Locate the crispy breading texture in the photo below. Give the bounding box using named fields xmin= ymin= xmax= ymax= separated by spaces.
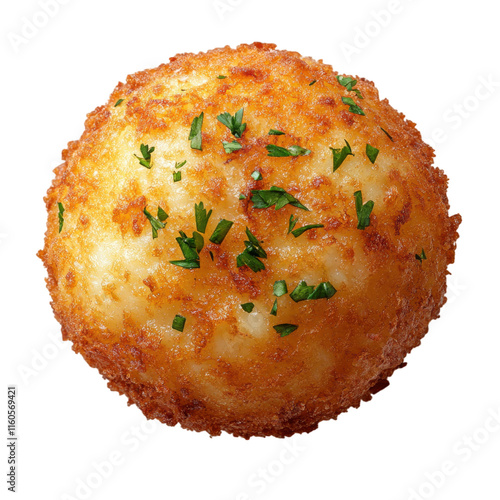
xmin=39 ymin=42 xmax=461 ymax=438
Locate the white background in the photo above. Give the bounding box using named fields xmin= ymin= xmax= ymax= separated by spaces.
xmin=1 ymin=1 xmax=499 ymax=499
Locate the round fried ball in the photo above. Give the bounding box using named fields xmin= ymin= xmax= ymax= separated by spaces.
xmin=39 ymin=43 xmax=461 ymax=438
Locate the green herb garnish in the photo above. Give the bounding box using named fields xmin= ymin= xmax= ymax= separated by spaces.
xmin=341 ymin=97 xmax=365 ymax=116
xmin=307 ymin=282 xmax=337 ymax=300
xmin=274 ymin=324 xmax=298 ymax=337
xmin=58 ymin=202 xmax=65 ymax=233
xmin=169 ymin=260 xmax=200 ymax=269
xmin=170 ymin=230 xmax=202 ymax=268
xmin=143 ymin=206 xmax=167 ymax=239
xmin=241 ymin=303 xmax=255 ymax=313
xmin=268 ymin=129 xmax=285 ymax=136
xmin=416 ymin=248 xmax=427 ymax=263
xmin=270 ymin=299 xmax=278 ymax=316
xmin=290 ymin=281 xmax=315 ymax=302
xmin=223 ymin=140 xmax=242 ymax=153
xmin=157 ymin=206 xmax=169 ymax=222
xmin=251 ymin=171 xmax=263 ymax=181
xmin=309 ymin=80 xmax=317 ymax=86
xmin=266 ymin=145 xmax=311 ymax=157
xmin=239 ymin=193 xmax=246 ymax=200
xmin=380 ymin=127 xmax=394 ymax=142
xmin=175 ymin=160 xmax=187 ymax=169
xmin=366 ymin=144 xmax=379 ymax=164
xmin=195 ymin=202 xmax=212 ymax=234
xmin=217 ymin=75 xmax=227 ymax=79
xmin=217 ymin=108 xmax=246 ymax=138
xmin=290 ymin=280 xmax=337 ymax=302
xmin=251 ymin=186 xmax=309 ymax=211
xmin=134 ymin=144 xmax=155 ymax=169
xmin=182 ymin=231 xmax=205 ymax=254
xmin=273 ymin=280 xmax=288 ymax=297
xmin=173 ymin=171 xmax=182 ymax=182
xmin=354 ymin=191 xmax=374 ymax=230
xmin=189 ymin=112 xmax=204 ymax=150
xmin=114 ymin=98 xmax=124 ymax=107
xmin=291 ymin=224 xmax=324 ymax=238
xmin=209 ymin=219 xmax=234 ymax=244
xmin=288 ymin=214 xmax=299 ymax=234
xmin=337 ymin=75 xmax=363 ymax=99
xmin=236 ymin=251 xmax=265 ymax=272
xmin=243 ymin=227 xmax=267 ymax=258
xmin=172 ymin=315 xmax=186 ymax=332
xmin=193 ymin=231 xmax=204 ymax=252
xmin=330 ymin=140 xmax=354 ymax=172
xmin=236 ymin=227 xmax=267 ymax=272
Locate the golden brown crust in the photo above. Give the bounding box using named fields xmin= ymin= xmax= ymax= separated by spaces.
xmin=39 ymin=42 xmax=461 ymax=438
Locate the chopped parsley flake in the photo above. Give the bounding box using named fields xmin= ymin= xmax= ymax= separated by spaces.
xmin=223 ymin=140 xmax=242 ymax=153
xmin=268 ymin=129 xmax=285 ymax=136
xmin=189 ymin=112 xmax=204 ymax=150
xmin=380 ymin=127 xmax=394 ymax=142
xmin=288 ymin=214 xmax=299 ymax=234
xmin=273 ymin=280 xmax=288 ymax=297
xmin=337 ymin=75 xmax=363 ymax=99
xmin=354 ymin=191 xmax=374 ymax=230
xmin=251 ymin=186 xmax=309 ymax=211
xmin=143 ymin=206 xmax=167 ymax=239
xmin=290 ymin=281 xmax=315 ymax=302
xmin=251 ymin=170 xmax=263 ymax=181
xmin=209 ymin=219 xmax=234 ymax=244
xmin=175 ymin=160 xmax=187 ymax=169
xmin=236 ymin=227 xmax=267 ymax=273
xmin=169 ymin=260 xmax=200 ymax=269
xmin=172 ymin=315 xmax=186 ymax=332
xmin=217 ymin=108 xmax=247 ymax=138
xmin=239 ymin=193 xmax=246 ymax=200
xmin=241 ymin=302 xmax=255 ymax=313
xmin=291 ymin=224 xmax=324 ymax=238
xmin=266 ymin=144 xmax=311 ymax=157
xmin=416 ymin=248 xmax=427 ymax=263
xmin=243 ymin=227 xmax=267 ymax=258
xmin=195 ymin=202 xmax=213 ymax=234
xmin=270 ymin=298 xmax=278 ymax=316
xmin=309 ymin=80 xmax=317 ymax=86
xmin=341 ymin=96 xmax=365 ymax=116
xmin=170 ymin=230 xmax=202 ymax=269
xmin=157 ymin=206 xmax=169 ymax=222
xmin=217 ymin=75 xmax=227 ymax=79
xmin=330 ymin=140 xmax=354 ymax=172
xmin=290 ymin=280 xmax=337 ymax=302
xmin=308 ymin=282 xmax=337 ymax=300
xmin=134 ymin=144 xmax=155 ymax=169
xmin=173 ymin=171 xmax=182 ymax=182
xmin=58 ymin=202 xmax=65 ymax=233
xmin=366 ymin=144 xmax=379 ymax=164
xmin=114 ymin=98 xmax=124 ymax=107
xmin=193 ymin=231 xmax=204 ymax=253
xmin=274 ymin=324 xmax=298 ymax=337
xmin=236 ymin=251 xmax=265 ymax=272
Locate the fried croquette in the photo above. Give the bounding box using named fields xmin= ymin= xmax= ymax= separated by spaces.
xmin=39 ymin=42 xmax=461 ymax=438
